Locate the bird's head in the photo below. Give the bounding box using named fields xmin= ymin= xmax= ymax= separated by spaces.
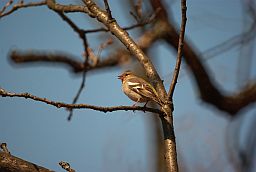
xmin=118 ymin=70 xmax=133 ymax=82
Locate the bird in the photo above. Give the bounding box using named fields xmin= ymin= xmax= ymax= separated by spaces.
xmin=118 ymin=70 xmax=164 ymax=107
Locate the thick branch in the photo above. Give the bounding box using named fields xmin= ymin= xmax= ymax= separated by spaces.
xmin=0 ymin=152 xmax=53 ymax=172
xmin=0 ymin=88 xmax=163 ymax=115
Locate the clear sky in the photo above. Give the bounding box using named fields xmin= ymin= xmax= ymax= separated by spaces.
xmin=0 ymin=0 xmax=255 ymax=172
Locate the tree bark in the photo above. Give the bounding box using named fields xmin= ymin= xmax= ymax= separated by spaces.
xmin=0 ymin=152 xmax=54 ymax=172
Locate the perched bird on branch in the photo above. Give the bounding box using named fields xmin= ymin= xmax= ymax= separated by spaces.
xmin=118 ymin=70 xmax=164 ymax=108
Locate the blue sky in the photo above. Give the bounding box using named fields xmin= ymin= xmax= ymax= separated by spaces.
xmin=0 ymin=0 xmax=256 ymax=172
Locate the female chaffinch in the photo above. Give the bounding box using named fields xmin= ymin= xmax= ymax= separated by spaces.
xmin=118 ymin=70 xmax=163 ymax=107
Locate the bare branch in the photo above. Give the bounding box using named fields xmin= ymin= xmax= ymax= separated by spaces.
xmin=0 ymin=0 xmax=47 ymax=18
xmin=134 ymin=0 xmax=143 ymax=19
xmin=10 ymin=51 xmax=85 ymax=73
xmin=9 ymin=49 xmax=133 ymax=73
xmin=82 ymin=17 xmax=156 ymax=34
xmin=97 ymin=38 xmax=113 ymax=58
xmin=0 ymin=152 xmax=53 ymax=172
xmin=0 ymin=88 xmax=163 ymax=115
xmin=46 ymin=0 xmax=94 ymax=16
xmin=55 ymin=12 xmax=89 ymax=59
xmin=68 ymin=70 xmax=87 ymax=120
xmin=129 ymin=0 xmax=143 ymax=22
xmin=167 ymin=0 xmax=187 ymax=100
xmin=103 ymin=0 xmax=113 ymax=19
xmin=54 ymin=11 xmax=90 ymax=120
xmin=0 ymin=0 xmax=14 ymax=15
xmin=8 ymin=16 xmax=161 ymax=73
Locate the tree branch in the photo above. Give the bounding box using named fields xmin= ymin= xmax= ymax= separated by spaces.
xmin=167 ymin=0 xmax=187 ymax=101
xmin=68 ymin=69 xmax=87 ymax=120
xmin=53 ymin=11 xmax=90 ymax=120
xmin=83 ymin=18 xmax=156 ymax=34
xmin=0 ymin=151 xmax=53 ymax=172
xmin=46 ymin=0 xmax=94 ymax=16
xmin=0 ymin=88 xmax=163 ymax=115
xmin=103 ymin=0 xmax=113 ymax=20
xmin=10 ymin=51 xmax=85 ymax=73
xmin=9 ymin=50 xmax=132 ymax=73
xmin=0 ymin=0 xmax=47 ymax=18
xmin=8 ymin=21 xmax=160 ymax=73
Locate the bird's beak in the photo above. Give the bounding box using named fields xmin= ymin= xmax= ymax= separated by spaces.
xmin=118 ymin=74 xmax=123 ymax=80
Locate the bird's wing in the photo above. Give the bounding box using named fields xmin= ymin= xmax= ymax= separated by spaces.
xmin=127 ymin=77 xmax=161 ymax=104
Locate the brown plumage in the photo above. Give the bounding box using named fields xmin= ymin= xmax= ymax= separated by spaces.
xmin=118 ymin=71 xmax=163 ymax=106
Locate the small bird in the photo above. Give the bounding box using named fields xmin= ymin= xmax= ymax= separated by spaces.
xmin=118 ymin=70 xmax=163 ymax=107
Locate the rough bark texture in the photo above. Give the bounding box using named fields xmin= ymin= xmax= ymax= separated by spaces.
xmin=0 ymin=152 xmax=54 ymax=172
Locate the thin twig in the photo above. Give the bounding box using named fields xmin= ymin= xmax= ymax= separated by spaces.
xmin=0 ymin=0 xmax=46 ymax=18
xmin=97 ymin=38 xmax=113 ymax=58
xmin=56 ymin=12 xmax=88 ymax=56
xmin=134 ymin=0 xmax=143 ymax=19
xmin=0 ymin=0 xmax=14 ymax=15
xmin=68 ymin=70 xmax=87 ymax=120
xmin=55 ymin=11 xmax=90 ymax=120
xmin=103 ymin=0 xmax=113 ymax=19
xmin=83 ymin=18 xmax=155 ymax=33
xmin=167 ymin=0 xmax=187 ymax=101
xmin=0 ymin=88 xmax=163 ymax=114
